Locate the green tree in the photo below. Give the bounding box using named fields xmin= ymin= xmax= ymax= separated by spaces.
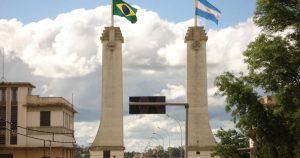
xmin=168 ymin=147 xmax=183 ymax=158
xmin=145 ymin=145 xmax=165 ymax=158
xmin=214 ymin=0 xmax=300 ymax=157
xmin=142 ymin=145 xmax=185 ymax=158
xmin=212 ymin=129 xmax=249 ymax=158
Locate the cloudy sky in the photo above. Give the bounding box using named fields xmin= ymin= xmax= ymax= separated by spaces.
xmin=0 ymin=0 xmax=260 ymax=152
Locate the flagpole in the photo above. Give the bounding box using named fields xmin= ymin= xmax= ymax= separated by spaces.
xmin=194 ymin=0 xmax=198 ymax=27
xmin=111 ymin=0 xmax=114 ymax=27
xmin=109 ymin=0 xmax=115 ymax=43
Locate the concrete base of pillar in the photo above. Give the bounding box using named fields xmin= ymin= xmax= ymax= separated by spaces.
xmin=90 ymin=150 xmax=124 ymax=158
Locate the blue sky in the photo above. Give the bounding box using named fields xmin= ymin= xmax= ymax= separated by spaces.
xmin=0 ymin=0 xmax=256 ymax=29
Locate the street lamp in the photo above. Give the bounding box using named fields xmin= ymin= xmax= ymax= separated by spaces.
xmin=145 ymin=137 xmax=160 ymax=149
xmin=152 ymin=133 xmax=165 ymax=158
xmin=166 ymin=114 xmax=183 ymax=158
xmin=152 ymin=132 xmax=165 ymax=150
xmin=129 ymin=101 xmax=189 ymax=158
xmin=144 ymin=137 xmax=160 ymax=158
xmin=145 ymin=139 xmax=159 ymax=158
xmin=134 ymin=142 xmax=143 ymax=154
xmin=157 ymin=126 xmax=171 ymax=158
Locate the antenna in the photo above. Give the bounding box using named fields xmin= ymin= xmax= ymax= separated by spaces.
xmin=71 ymin=93 xmax=74 ymax=107
xmin=0 ymin=48 xmax=7 ymax=82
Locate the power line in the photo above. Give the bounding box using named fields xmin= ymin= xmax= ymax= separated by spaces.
xmin=0 ymin=119 xmax=76 ymax=144
xmin=1 ymin=119 xmax=76 ymax=158
xmin=4 ymin=126 xmax=75 ymax=144
xmin=4 ymin=119 xmax=73 ymax=134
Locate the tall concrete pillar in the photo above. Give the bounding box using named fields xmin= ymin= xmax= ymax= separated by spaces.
xmin=185 ymin=27 xmax=217 ymax=158
xmin=90 ymin=27 xmax=125 ymax=158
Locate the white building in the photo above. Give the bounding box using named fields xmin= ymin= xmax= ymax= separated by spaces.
xmin=0 ymin=82 xmax=77 ymax=158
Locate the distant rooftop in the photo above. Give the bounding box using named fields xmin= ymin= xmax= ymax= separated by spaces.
xmin=0 ymin=82 xmax=35 ymax=88
xmin=0 ymin=81 xmax=77 ymax=112
xmin=260 ymin=96 xmax=277 ymax=106
xmin=25 ymin=95 xmax=77 ymax=113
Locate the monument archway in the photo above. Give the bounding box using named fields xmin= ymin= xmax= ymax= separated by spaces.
xmin=90 ymin=26 xmax=217 ymax=158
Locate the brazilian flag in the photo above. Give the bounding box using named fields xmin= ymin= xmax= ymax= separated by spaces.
xmin=113 ymin=0 xmax=138 ymax=23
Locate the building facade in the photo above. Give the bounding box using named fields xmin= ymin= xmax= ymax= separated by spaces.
xmin=0 ymin=82 xmax=76 ymax=158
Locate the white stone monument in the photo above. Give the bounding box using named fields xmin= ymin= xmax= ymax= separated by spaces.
xmin=185 ymin=26 xmax=217 ymax=158
xmin=90 ymin=27 xmax=125 ymax=158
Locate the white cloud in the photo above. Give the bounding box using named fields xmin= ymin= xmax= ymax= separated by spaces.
xmin=77 ymin=115 xmax=186 ymax=152
xmin=210 ymin=119 xmax=236 ymax=142
xmin=156 ymin=18 xmax=261 ymax=76
xmin=75 ymin=121 xmax=99 ymax=145
xmin=0 ymin=7 xmax=259 ymax=80
xmin=154 ymin=85 xmax=225 ymax=107
xmin=208 ymin=87 xmax=226 ymax=107
xmin=0 ymin=7 xmax=106 ymax=78
xmin=157 ymin=38 xmax=186 ymax=66
xmin=155 ymin=84 xmax=186 ymax=100
xmin=210 ymin=119 xmax=235 ymax=131
xmin=0 ymin=6 xmax=189 ymax=78
xmin=1 ymin=5 xmax=260 ymax=151
xmin=206 ymin=18 xmax=261 ymax=74
xmin=75 ymin=115 xmax=235 ymax=151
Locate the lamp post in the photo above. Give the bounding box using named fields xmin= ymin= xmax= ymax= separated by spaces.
xmin=145 ymin=137 xmax=160 ymax=149
xmin=166 ymin=114 xmax=183 ymax=158
xmin=145 ymin=137 xmax=160 ymax=158
xmin=129 ymin=101 xmax=189 ymax=158
xmin=157 ymin=126 xmax=171 ymax=158
xmin=152 ymin=132 xmax=165 ymax=149
xmin=134 ymin=142 xmax=143 ymax=156
xmin=153 ymin=132 xmax=165 ymax=158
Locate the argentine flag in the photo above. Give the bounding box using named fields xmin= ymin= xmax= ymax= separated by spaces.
xmin=196 ymin=0 xmax=221 ymax=24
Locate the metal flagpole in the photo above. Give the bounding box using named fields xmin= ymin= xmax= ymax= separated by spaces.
xmin=111 ymin=0 xmax=114 ymax=27
xmin=109 ymin=0 xmax=115 ymax=44
xmin=194 ymin=0 xmax=198 ymax=27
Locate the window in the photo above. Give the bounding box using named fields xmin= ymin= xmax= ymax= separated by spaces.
xmin=67 ymin=114 xmax=70 ymax=129
xmin=66 ymin=113 xmax=68 ymax=128
xmin=10 ymin=107 xmax=17 ymax=129
xmin=0 ymin=107 xmax=5 ymax=129
xmin=0 ymin=133 xmax=5 ymax=145
xmin=0 ymin=106 xmax=5 ymax=145
xmin=0 ymin=154 xmax=13 ymax=158
xmin=10 ymin=135 xmax=17 ymax=144
xmin=70 ymin=115 xmax=73 ymax=129
xmin=10 ymin=106 xmax=17 ymax=144
xmin=28 ymin=88 xmax=32 ymax=95
xmin=40 ymin=111 xmax=50 ymax=126
xmin=11 ymin=88 xmax=18 ymax=106
xmin=63 ymin=112 xmax=66 ymax=128
xmin=0 ymin=88 xmax=6 ymax=106
xmin=103 ymin=150 xmax=110 ymax=158
xmin=64 ymin=112 xmax=73 ymax=129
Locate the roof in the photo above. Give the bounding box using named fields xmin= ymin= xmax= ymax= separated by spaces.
xmin=0 ymin=82 xmax=35 ymax=88
xmin=24 ymin=95 xmax=77 ymax=113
